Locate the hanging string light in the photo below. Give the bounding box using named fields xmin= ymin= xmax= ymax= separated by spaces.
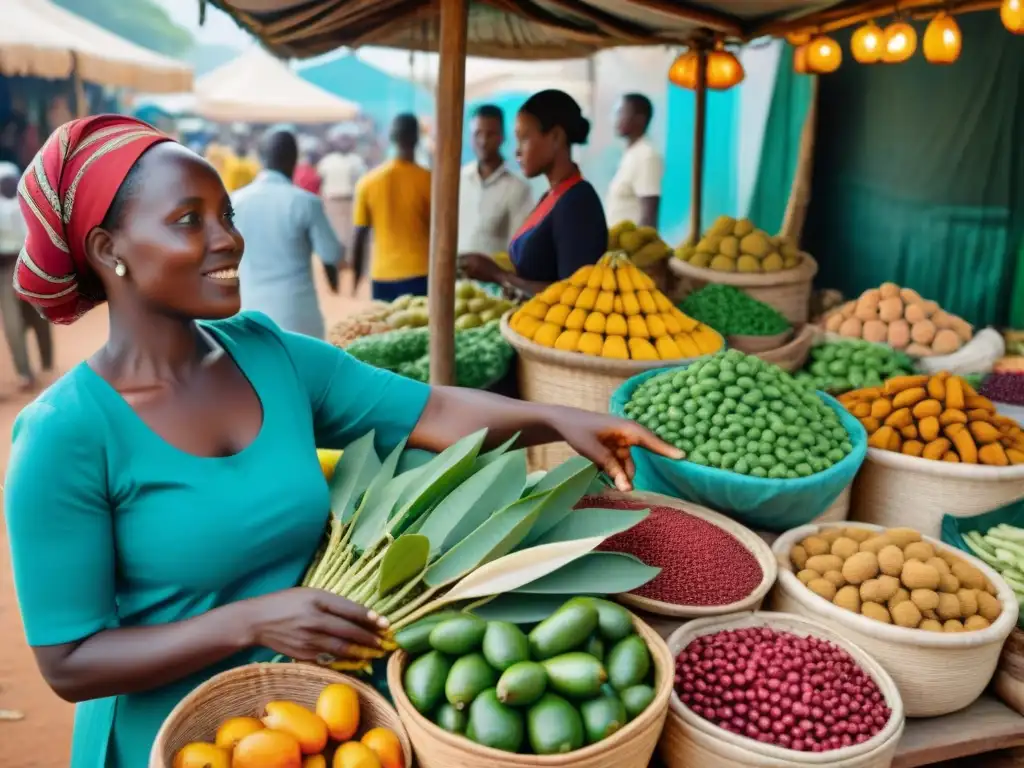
xmin=1003 ymin=0 xmax=1023 ymax=33
xmin=793 ymin=43 xmax=811 ymax=74
xmin=667 ymin=42 xmax=745 ymax=90
xmin=851 ymin=21 xmax=884 ymax=63
xmin=882 ymin=20 xmax=918 ymax=63
xmin=786 ymin=30 xmax=813 ymax=45
xmin=923 ymin=12 xmax=962 ymax=64
xmin=807 ymin=35 xmax=843 ymax=73
xmin=668 ymin=49 xmax=698 ymax=89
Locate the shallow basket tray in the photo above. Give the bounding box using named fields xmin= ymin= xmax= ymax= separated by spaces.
xmin=750 ymin=324 xmax=817 ymax=372
xmin=387 ymin=613 xmax=673 ymax=768
xmin=500 ymin=312 xmax=721 ymax=470
xmin=150 ymin=663 xmax=413 ymax=768
xmin=728 ymin=328 xmax=794 ymax=355
xmin=595 ymin=489 xmax=778 ymax=620
xmin=770 ymin=521 xmax=1019 ymax=717
xmin=850 ymin=447 xmax=1024 ymax=539
xmin=660 ymin=611 xmax=905 ymax=768
xmin=669 ymin=253 xmax=819 ymax=325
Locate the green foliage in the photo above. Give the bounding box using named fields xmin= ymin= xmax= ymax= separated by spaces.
xmin=54 ymin=0 xmax=194 ymax=57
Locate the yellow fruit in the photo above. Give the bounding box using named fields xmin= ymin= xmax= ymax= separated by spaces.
xmin=719 ymin=235 xmax=739 ymax=258
xmin=613 ymin=296 xmax=624 ymax=314
xmin=689 ymin=252 xmax=712 ymax=268
xmin=304 ymin=756 xmax=327 ymax=768
xmin=606 ymin=313 xmax=628 ymax=336
xmin=570 ymin=265 xmax=594 ymax=287
xmin=616 ymin=267 xmax=635 ymax=293
xmin=627 ymin=315 xmax=650 ymax=339
xmin=554 ymin=329 xmax=581 ymax=351
xmin=693 ymin=326 xmax=723 ymax=354
xmin=533 ymin=322 xmax=561 ymax=347
xmin=233 ymin=730 xmax=303 ymax=768
xmin=587 ymin=265 xmax=605 ymax=289
xmin=629 ymin=338 xmax=659 ymax=360
xmin=708 ymin=214 xmax=735 ymax=236
xmin=262 ymin=701 xmax=329 ymax=755
xmin=737 ymin=255 xmax=760 ymax=273
xmin=538 ymin=282 xmax=565 ymax=304
xmin=544 ymin=304 xmax=571 ymax=326
xmin=637 ymin=290 xmax=657 ymax=314
xmin=361 ymin=728 xmax=404 ymax=768
xmin=602 ymin=336 xmax=629 ymax=359
xmin=646 ymin=315 xmax=667 ymax=338
xmin=317 ymin=449 xmax=343 ymax=482
xmin=594 ymin=290 xmax=615 ymax=314
xmin=558 ymin=285 xmax=581 ymax=306
xmin=520 ymin=298 xmax=549 ymax=320
xmin=621 ymin=293 xmax=641 ymax=316
xmin=173 ymin=743 xmax=230 ymax=768
xmin=630 ymin=264 xmax=655 ymax=290
xmin=514 ymin=314 xmax=542 ymax=340
xmin=653 ymin=292 xmax=673 ymax=312
xmin=762 ymin=252 xmax=785 ymax=271
xmin=584 ymin=312 xmax=606 ymax=334
xmin=660 ymin=313 xmax=682 ymax=335
xmin=332 ymin=742 xmax=382 ymax=768
xmin=733 ymin=218 xmax=754 ymax=237
xmin=577 ymin=332 xmax=604 ymax=355
xmin=216 ymin=717 xmax=265 ymax=750
xmin=710 ymin=255 xmax=736 ymax=271
xmin=564 ymin=307 xmax=588 ymax=330
xmin=655 ymin=337 xmax=683 ymax=359
xmin=671 ymin=307 xmax=700 ymax=332
xmin=601 ymin=267 xmax=617 ymax=291
xmin=740 ymin=231 xmax=771 ymax=257
xmin=675 ymin=334 xmax=702 ymax=357
xmin=575 ymin=287 xmax=597 ymax=310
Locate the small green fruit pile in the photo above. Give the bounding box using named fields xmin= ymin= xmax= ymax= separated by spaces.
xmin=387 ymin=281 xmax=517 ymax=331
xmin=399 ymin=598 xmax=657 ymax=755
xmin=795 ymin=340 xmax=916 ymax=394
xmin=678 ymin=284 xmax=790 ymax=338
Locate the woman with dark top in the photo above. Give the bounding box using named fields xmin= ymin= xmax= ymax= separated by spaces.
xmin=460 ymin=90 xmax=608 ymax=297
xmin=3 ymin=115 xmax=678 ymax=767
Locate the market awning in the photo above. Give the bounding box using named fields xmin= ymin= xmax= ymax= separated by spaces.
xmin=0 ymin=0 xmax=193 ymax=93
xmin=195 ymin=46 xmax=360 ymax=123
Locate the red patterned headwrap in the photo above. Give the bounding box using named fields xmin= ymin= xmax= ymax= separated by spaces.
xmin=15 ymin=115 xmax=171 ymax=324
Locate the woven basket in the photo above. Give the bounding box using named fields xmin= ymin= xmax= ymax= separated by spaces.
xmin=752 ymin=324 xmax=817 ymax=372
xmin=771 ymin=521 xmax=1019 ymax=717
xmin=849 ymin=448 xmax=1024 ymax=539
xmin=600 ymin=490 xmax=778 ymax=620
xmin=728 ymin=328 xmax=794 ymax=354
xmin=387 ymin=614 xmax=672 ymax=768
xmin=669 ymin=253 xmax=819 ymax=325
xmin=150 ymin=663 xmax=412 ymax=768
xmin=994 ymin=627 xmax=1024 ymax=715
xmin=660 ymin=611 xmax=905 ymax=768
xmin=500 ymin=314 xmax=720 ymax=470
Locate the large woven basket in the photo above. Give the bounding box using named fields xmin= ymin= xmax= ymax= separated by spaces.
xmin=669 ymin=253 xmax=819 ymax=325
xmin=500 ymin=313 xmax=720 ymax=470
xmin=752 ymin=324 xmax=817 ymax=372
xmin=993 ymin=627 xmax=1024 ymax=715
xmin=150 ymin=663 xmax=413 ymax=768
xmin=849 ymin=448 xmax=1024 ymax=539
xmin=387 ymin=613 xmax=672 ymax=768
xmin=771 ymin=522 xmax=1019 ymax=717
xmin=598 ymin=489 xmax=778 ymax=620
xmin=660 ymin=611 xmax=904 ymax=768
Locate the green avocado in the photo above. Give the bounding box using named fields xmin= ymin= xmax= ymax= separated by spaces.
xmin=434 ymin=702 xmax=468 ymax=734
xmin=429 ymin=615 xmax=487 ymax=656
xmin=584 ymin=634 xmax=605 ymax=663
xmin=526 ymin=693 xmax=585 ymax=755
xmin=541 ymin=652 xmax=608 ymax=699
xmin=528 ymin=602 xmax=598 ymax=660
xmin=580 ymin=692 xmax=627 ymax=744
xmin=607 ymin=636 xmax=652 ymax=691
xmin=568 ymin=597 xmax=635 ymax=643
xmin=496 ymin=661 xmax=547 ymax=707
xmin=445 ymin=652 xmax=498 ymax=710
xmin=394 ymin=611 xmax=462 ymax=655
xmin=466 ymin=688 xmax=525 ymax=752
xmin=404 ymin=650 xmax=453 ymax=714
xmin=621 ymin=684 xmax=656 ymax=720
xmin=481 ymin=621 xmax=530 ymax=672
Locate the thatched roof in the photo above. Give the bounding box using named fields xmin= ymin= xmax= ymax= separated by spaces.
xmin=205 ymin=0 xmax=860 ymax=60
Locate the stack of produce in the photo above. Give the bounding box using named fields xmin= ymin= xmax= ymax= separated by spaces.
xmin=981 ymin=373 xmax=1024 ymax=406
xmin=622 ymin=350 xmax=854 ymax=477
xmin=675 ymin=627 xmax=892 ymax=752
xmin=399 ymin=598 xmax=656 ymax=754
xmin=172 ymin=682 xmax=403 ymax=767
xmin=345 ymin=321 xmax=514 ymax=390
xmin=788 ymin=525 xmax=1003 ymax=632
xmin=962 ymin=524 xmax=1024 ymax=609
xmin=590 ymin=496 xmax=763 ymax=607
xmin=301 ymin=433 xmax=660 ymax=671
xmin=386 ymin=282 xmax=517 ymax=331
xmin=507 ymin=251 xmax=722 ymax=361
xmin=327 ymin=303 xmax=396 ymax=349
xmin=678 ymin=284 xmax=790 ymax=338
xmin=607 ymin=220 xmax=672 ymax=268
xmin=823 ymin=283 xmax=973 ymax=357
xmin=675 ymin=216 xmax=802 ymax=273
xmin=795 ymin=340 xmax=916 ymax=394
xmin=839 ymin=373 xmax=1024 ymax=464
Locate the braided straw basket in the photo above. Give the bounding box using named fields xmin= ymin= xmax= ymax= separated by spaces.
xmin=150 ymin=663 xmax=412 ymax=768
xmin=771 ymin=522 xmax=1019 ymax=717
xmin=599 ymin=490 xmax=777 ymax=620
xmin=850 ymin=447 xmax=1024 ymax=539
xmin=669 ymin=253 xmax=819 ymax=325
xmin=728 ymin=328 xmax=794 ymax=354
xmin=993 ymin=628 xmax=1024 ymax=715
xmin=500 ymin=313 xmax=721 ymax=470
xmin=751 ymin=324 xmax=817 ymax=372
xmin=387 ymin=613 xmax=673 ymax=768
xmin=660 ymin=611 xmax=905 ymax=768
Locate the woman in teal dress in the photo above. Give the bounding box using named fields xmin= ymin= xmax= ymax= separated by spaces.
xmin=4 ymin=116 xmax=679 ymax=767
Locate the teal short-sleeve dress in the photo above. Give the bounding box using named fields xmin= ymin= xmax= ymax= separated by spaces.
xmin=3 ymin=311 xmax=430 ymax=767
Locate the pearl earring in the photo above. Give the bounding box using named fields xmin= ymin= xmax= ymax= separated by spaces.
xmin=114 ymin=261 xmax=127 ymax=277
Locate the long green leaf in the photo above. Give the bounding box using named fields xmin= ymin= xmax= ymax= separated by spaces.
xmin=529 ymin=507 xmax=649 ymax=547
xmin=397 ymin=448 xmax=436 ymax=474
xmin=473 ymin=432 xmax=520 ymax=470
xmin=389 ymin=429 xmax=488 ymax=535
xmin=468 ymin=594 xmax=577 ymax=624
xmin=513 ymin=552 xmax=660 ymax=595
xmin=522 ymin=471 xmax=547 ymax=497
xmin=377 ymin=534 xmax=430 ymax=596
xmin=328 ymin=431 xmax=380 ymax=523
xmin=520 ymin=458 xmax=598 ymax=547
xmin=586 ymin=473 xmax=614 ymax=496
xmin=418 ymin=450 xmax=528 ymax=557
xmin=349 ymin=439 xmax=408 ymax=551
xmin=423 ymin=493 xmax=548 ymax=587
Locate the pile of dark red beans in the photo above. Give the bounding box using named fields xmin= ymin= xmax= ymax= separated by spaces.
xmin=981 ymin=373 xmax=1024 ymax=406
xmin=675 ymin=627 xmax=892 ymax=753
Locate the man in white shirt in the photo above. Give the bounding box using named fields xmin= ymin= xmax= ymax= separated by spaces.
xmin=606 ymin=93 xmax=664 ymax=228
xmin=318 ymin=128 xmax=367 ymax=293
xmin=457 ymin=105 xmax=533 ymax=259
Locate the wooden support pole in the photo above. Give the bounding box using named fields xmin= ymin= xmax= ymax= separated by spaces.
xmin=427 ymin=0 xmax=468 ymax=386
xmin=71 ymin=53 xmax=87 ymax=118
xmin=688 ymin=44 xmax=708 ymax=245
xmin=781 ymin=74 xmax=820 ymax=247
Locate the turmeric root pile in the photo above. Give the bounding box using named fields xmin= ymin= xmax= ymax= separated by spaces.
xmin=840 ymin=373 xmax=1024 ymax=465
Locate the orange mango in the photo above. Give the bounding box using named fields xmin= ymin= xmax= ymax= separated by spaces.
xmin=262 ymin=701 xmax=329 ymax=755
xmin=360 ymin=728 xmax=403 ymax=768
xmin=333 ymin=742 xmax=381 ymax=768
xmin=303 ymin=756 xmax=328 ymax=768
xmin=215 ymin=717 xmax=264 ymax=750
xmin=316 ymin=683 xmax=361 ymax=742
xmin=232 ymin=730 xmax=303 ymax=768
xmin=173 ymin=743 xmax=230 ymax=768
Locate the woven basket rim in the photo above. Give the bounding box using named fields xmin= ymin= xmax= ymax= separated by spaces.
xmin=386 ymin=613 xmax=672 ymax=764
xmin=665 ymin=610 xmax=905 ymax=764
xmin=149 ymin=663 xmax=412 ymax=768
xmin=668 ymin=252 xmax=819 ymax=287
xmin=728 ymin=328 xmax=795 ymax=347
xmin=772 ymin=522 xmax=1020 ymax=648
xmin=600 ymin=490 xmax=777 ymax=618
xmin=755 ymin=324 xmax=818 ymax=363
xmin=499 ymin=312 xmax=722 ymax=376
xmin=863 ymin=446 xmax=1024 ymax=480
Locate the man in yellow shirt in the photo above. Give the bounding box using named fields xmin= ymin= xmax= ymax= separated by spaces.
xmin=351 ymin=113 xmax=431 ymax=301
xmin=223 ymin=140 xmax=260 ymax=193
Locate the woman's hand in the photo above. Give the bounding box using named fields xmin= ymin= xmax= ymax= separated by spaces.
xmin=459 ymin=252 xmax=505 ymax=284
xmin=242 ymin=588 xmax=389 ymax=663
xmin=553 ymin=411 xmax=684 ymax=492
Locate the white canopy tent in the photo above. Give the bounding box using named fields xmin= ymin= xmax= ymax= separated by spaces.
xmin=195 ymin=47 xmax=359 ymax=124
xmin=0 ymin=0 xmax=192 ymax=93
